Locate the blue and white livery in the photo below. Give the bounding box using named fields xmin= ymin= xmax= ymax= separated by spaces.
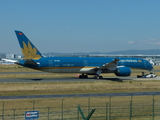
xmin=13 ymin=30 xmax=153 ymax=79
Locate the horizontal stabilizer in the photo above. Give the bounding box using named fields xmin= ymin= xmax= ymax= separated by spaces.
xmin=2 ymin=58 xmax=19 ymax=64
xmin=24 ymin=59 xmax=38 ymax=66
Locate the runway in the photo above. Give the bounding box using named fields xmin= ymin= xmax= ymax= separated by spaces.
xmin=0 ymin=91 xmax=159 ymax=100
xmin=0 ymin=77 xmax=128 ymax=83
xmin=0 ymin=71 xmax=160 ymax=83
xmin=0 ymin=76 xmax=159 ymax=83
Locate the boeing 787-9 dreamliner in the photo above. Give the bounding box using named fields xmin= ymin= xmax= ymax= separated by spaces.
xmin=4 ymin=30 xmax=153 ymax=79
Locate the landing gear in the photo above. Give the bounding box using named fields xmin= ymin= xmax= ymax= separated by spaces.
xmin=79 ymin=74 xmax=88 ymax=79
xmin=94 ymin=69 xmax=103 ymax=79
xmin=94 ymin=75 xmax=103 ymax=79
xmin=78 ymin=73 xmax=103 ymax=79
xmin=137 ymin=72 xmax=145 ymax=78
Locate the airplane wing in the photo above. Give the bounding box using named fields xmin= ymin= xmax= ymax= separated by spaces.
xmin=89 ymin=58 xmax=119 ymax=76
xmin=99 ymin=58 xmax=119 ymax=70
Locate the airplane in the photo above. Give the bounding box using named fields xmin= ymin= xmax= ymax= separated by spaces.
xmin=5 ymin=30 xmax=153 ymax=79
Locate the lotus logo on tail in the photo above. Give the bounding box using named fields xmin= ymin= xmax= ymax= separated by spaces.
xmin=22 ymin=41 xmax=42 ymax=60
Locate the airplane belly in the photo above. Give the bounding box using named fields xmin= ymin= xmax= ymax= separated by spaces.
xmin=61 ymin=68 xmax=82 ymax=73
xmin=40 ymin=67 xmax=96 ymax=74
xmin=41 ymin=68 xmax=81 ymax=73
xmin=79 ymin=68 xmax=96 ymax=74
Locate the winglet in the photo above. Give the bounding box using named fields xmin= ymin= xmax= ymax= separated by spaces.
xmin=15 ymin=30 xmax=43 ymax=60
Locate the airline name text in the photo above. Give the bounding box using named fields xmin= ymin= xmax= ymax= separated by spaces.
xmin=119 ymin=59 xmax=138 ymax=62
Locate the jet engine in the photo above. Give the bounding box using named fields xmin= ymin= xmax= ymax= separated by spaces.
xmin=115 ymin=67 xmax=131 ymax=76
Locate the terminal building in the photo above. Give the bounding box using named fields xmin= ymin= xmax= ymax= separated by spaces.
xmin=6 ymin=54 xmax=16 ymax=59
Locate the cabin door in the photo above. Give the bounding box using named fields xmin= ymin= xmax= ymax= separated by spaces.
xmin=48 ymin=60 xmax=53 ymax=67
xmin=83 ymin=60 xmax=88 ymax=66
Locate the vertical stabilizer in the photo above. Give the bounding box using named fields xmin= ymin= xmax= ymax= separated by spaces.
xmin=15 ymin=30 xmax=43 ymax=60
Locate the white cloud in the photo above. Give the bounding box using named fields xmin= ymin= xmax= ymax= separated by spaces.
xmin=128 ymin=41 xmax=135 ymax=44
xmin=134 ymin=38 xmax=160 ymax=46
xmin=127 ymin=38 xmax=160 ymax=48
xmin=147 ymin=38 xmax=160 ymax=45
xmin=156 ymin=42 xmax=160 ymax=45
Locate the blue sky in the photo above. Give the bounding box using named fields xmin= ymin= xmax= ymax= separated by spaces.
xmin=1 ymin=0 xmax=160 ymax=54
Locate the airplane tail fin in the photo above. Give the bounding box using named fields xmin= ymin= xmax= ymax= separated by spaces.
xmin=15 ymin=30 xmax=43 ymax=60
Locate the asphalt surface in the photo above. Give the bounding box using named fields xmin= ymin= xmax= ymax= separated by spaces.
xmin=0 ymin=77 xmax=127 ymax=83
xmin=0 ymin=91 xmax=159 ymax=100
xmin=0 ymin=71 xmax=160 ymax=82
xmin=0 ymin=76 xmax=159 ymax=83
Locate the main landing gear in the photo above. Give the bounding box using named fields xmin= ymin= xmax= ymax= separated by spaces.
xmin=93 ymin=75 xmax=103 ymax=79
xmin=79 ymin=74 xmax=88 ymax=78
xmin=79 ymin=74 xmax=103 ymax=79
xmin=95 ymin=70 xmax=103 ymax=79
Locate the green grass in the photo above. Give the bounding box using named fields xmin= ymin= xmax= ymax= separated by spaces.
xmin=0 ymin=80 xmax=160 ymax=96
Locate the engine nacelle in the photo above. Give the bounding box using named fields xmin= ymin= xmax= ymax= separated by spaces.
xmin=115 ymin=67 xmax=131 ymax=76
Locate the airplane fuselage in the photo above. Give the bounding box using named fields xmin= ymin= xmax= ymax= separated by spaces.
xmin=18 ymin=57 xmax=153 ymax=75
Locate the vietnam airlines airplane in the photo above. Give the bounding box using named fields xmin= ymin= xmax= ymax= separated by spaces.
xmin=9 ymin=30 xmax=153 ymax=79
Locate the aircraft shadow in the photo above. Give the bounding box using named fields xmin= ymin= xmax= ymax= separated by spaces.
xmin=17 ymin=77 xmax=133 ymax=82
xmin=87 ymin=77 xmax=133 ymax=82
xmin=16 ymin=78 xmax=44 ymax=81
xmin=30 ymin=78 xmax=43 ymax=81
xmin=100 ymin=78 xmax=132 ymax=82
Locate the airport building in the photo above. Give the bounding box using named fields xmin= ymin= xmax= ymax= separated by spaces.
xmin=0 ymin=54 xmax=6 ymax=59
xmin=6 ymin=54 xmax=16 ymax=59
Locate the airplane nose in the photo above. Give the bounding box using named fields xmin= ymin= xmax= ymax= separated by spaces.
xmin=149 ymin=64 xmax=153 ymax=71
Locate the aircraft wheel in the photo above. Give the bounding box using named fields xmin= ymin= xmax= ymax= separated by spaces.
xmin=79 ymin=75 xmax=82 ymax=79
xmin=85 ymin=75 xmax=88 ymax=78
xmin=99 ymin=76 xmax=103 ymax=79
xmin=79 ymin=75 xmax=88 ymax=79
xmin=94 ymin=75 xmax=103 ymax=79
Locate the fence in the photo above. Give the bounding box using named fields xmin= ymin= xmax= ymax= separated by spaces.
xmin=1 ymin=95 xmax=160 ymax=120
